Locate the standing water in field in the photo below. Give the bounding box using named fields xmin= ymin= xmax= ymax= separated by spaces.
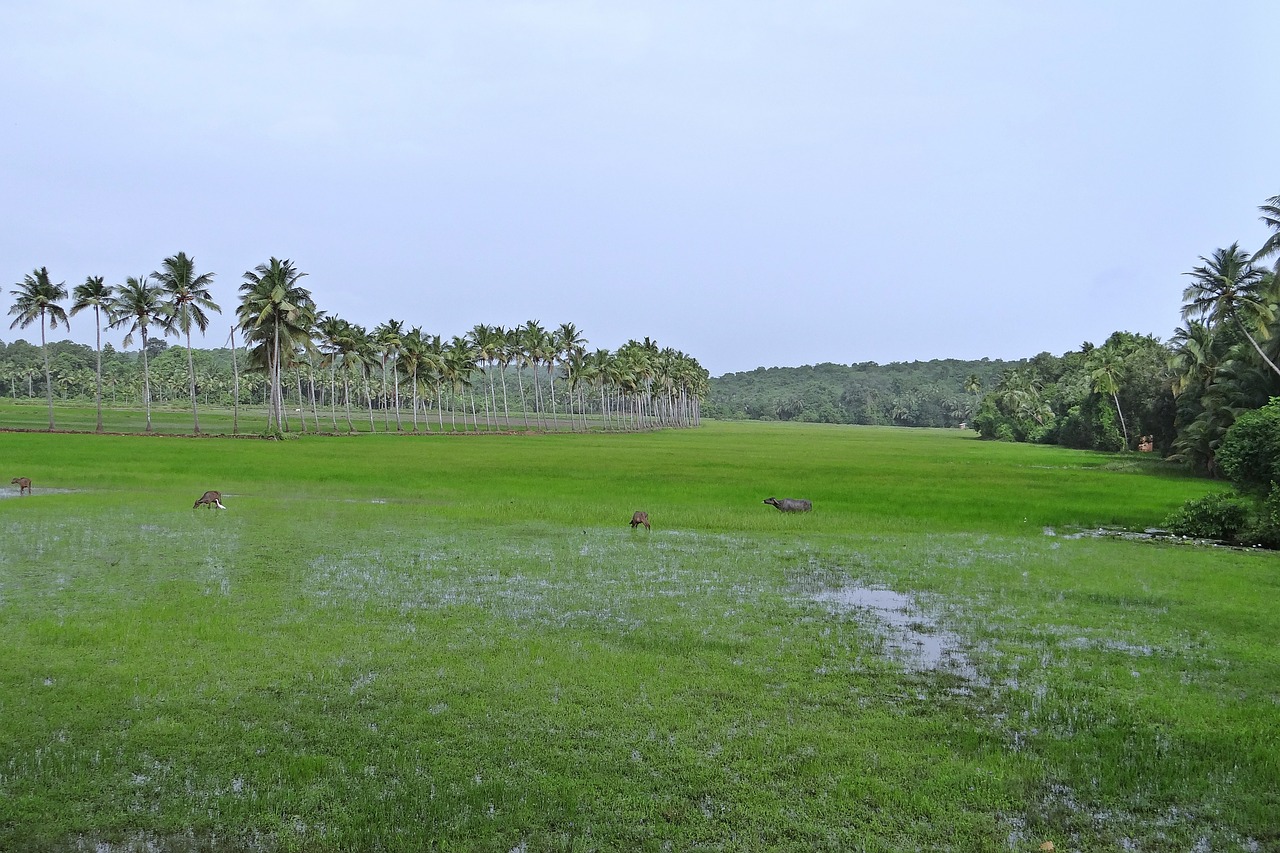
xmin=813 ymin=585 xmax=977 ymax=680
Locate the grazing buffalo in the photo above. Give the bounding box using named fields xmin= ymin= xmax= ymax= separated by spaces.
xmin=193 ymin=490 xmax=226 ymax=510
xmin=11 ymin=477 xmax=31 ymax=495
xmin=763 ymin=497 xmax=811 ymax=513
xmin=629 ymin=510 xmax=651 ymax=530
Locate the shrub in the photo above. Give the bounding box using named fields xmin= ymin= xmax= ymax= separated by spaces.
xmin=1240 ymin=484 xmax=1280 ymax=549
xmin=1162 ymin=492 xmax=1250 ymax=541
xmin=1217 ymin=398 xmax=1280 ymax=496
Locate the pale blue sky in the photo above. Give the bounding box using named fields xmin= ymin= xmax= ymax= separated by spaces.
xmin=3 ymin=2 xmax=1276 ymax=375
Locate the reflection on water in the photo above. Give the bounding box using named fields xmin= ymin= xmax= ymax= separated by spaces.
xmin=814 ymin=585 xmax=976 ymax=679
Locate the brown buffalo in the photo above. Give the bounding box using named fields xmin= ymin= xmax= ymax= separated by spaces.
xmin=193 ymin=490 xmax=226 ymax=510
xmin=11 ymin=477 xmax=31 ymax=495
xmin=629 ymin=510 xmax=651 ymax=530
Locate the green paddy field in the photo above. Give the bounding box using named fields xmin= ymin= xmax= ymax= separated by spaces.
xmin=0 ymin=408 xmax=1276 ymax=851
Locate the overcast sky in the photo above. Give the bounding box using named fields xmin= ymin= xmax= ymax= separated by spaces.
xmin=3 ymin=2 xmax=1276 ymax=376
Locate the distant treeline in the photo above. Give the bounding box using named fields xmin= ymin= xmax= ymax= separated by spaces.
xmin=705 ymin=359 xmax=1015 ymax=428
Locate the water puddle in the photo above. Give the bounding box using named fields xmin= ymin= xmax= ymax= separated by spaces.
xmin=813 ymin=585 xmax=977 ymax=680
xmin=0 ymin=487 xmax=79 ymax=499
xmin=1047 ymin=526 xmax=1241 ymax=548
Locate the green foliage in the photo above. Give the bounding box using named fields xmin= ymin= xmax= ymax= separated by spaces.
xmin=1216 ymin=396 xmax=1280 ymax=495
xmin=706 ymin=358 xmax=1011 ymax=427
xmin=1161 ymin=492 xmax=1250 ymax=540
xmin=972 ymin=333 xmax=1176 ymax=455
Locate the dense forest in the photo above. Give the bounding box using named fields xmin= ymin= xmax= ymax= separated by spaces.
xmin=705 ymin=359 xmax=1014 ymax=427
xmin=712 ymin=193 xmax=1280 ymax=482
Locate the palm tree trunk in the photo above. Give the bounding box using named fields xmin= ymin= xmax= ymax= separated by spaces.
xmin=381 ymin=360 xmax=391 ymax=431
xmin=364 ymin=370 xmax=376 ymax=432
xmin=516 ymin=364 xmax=530 ymax=429
xmin=93 ymin=306 xmax=104 ymax=432
xmin=411 ymin=372 xmax=420 ymax=432
xmin=309 ymin=360 xmax=321 ymax=431
xmin=330 ymin=363 xmax=339 ymax=431
xmin=141 ymin=329 xmax=153 ymax=433
xmin=40 ymin=318 xmax=54 ymax=431
xmin=296 ymin=374 xmax=307 ymax=433
xmin=230 ymin=325 xmax=240 ymax=436
xmin=499 ymin=361 xmax=511 ymax=427
xmin=1112 ymin=391 xmax=1129 ymax=448
xmin=343 ymin=371 xmax=355 ymax=433
xmin=548 ymin=360 xmax=559 ymax=430
xmin=186 ymin=327 xmax=200 ymax=434
xmin=1239 ymin=321 xmax=1280 ymax=378
xmin=393 ymin=367 xmax=403 ymax=431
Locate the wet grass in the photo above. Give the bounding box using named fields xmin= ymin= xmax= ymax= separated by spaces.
xmin=0 ymin=417 xmax=1275 ymax=851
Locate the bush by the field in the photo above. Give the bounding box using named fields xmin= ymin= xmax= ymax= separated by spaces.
xmin=1162 ymin=492 xmax=1250 ymax=540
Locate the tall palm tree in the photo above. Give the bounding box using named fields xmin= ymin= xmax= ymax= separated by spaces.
xmin=1182 ymin=243 xmax=1280 ymax=378
xmin=70 ymin=275 xmax=116 ymax=432
xmin=152 ymin=252 xmax=220 ymax=434
xmin=238 ymin=258 xmax=312 ymax=433
xmin=373 ymin=319 xmax=406 ymax=431
xmin=398 ymin=326 xmax=427 ymax=432
xmin=507 ymin=326 xmax=531 ymax=429
xmin=491 ymin=325 xmax=514 ymax=426
xmin=443 ymin=337 xmax=478 ymax=432
xmin=8 ymin=267 xmax=69 ymax=431
xmin=318 ymin=315 xmax=362 ymax=433
xmin=555 ymin=322 xmax=587 ymax=430
xmin=108 ymin=276 xmax=165 ymax=432
xmin=1087 ymin=345 xmax=1129 ymax=448
xmin=469 ymin=323 xmax=501 ymax=431
xmin=345 ymin=323 xmax=378 ymax=432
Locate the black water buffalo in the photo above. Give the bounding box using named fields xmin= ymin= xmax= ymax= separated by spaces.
xmin=763 ymin=497 xmax=811 ymax=512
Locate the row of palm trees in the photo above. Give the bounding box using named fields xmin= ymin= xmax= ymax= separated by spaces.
xmin=1162 ymin=193 xmax=1280 ymax=470
xmin=7 ymin=254 xmax=217 ymax=433
xmin=8 ymin=255 xmax=709 ymax=435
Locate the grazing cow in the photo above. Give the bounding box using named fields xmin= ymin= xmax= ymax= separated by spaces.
xmin=629 ymin=510 xmax=651 ymax=530
xmin=193 ymin=490 xmax=226 ymax=510
xmin=763 ymin=497 xmax=811 ymax=513
xmin=11 ymin=477 xmax=31 ymax=495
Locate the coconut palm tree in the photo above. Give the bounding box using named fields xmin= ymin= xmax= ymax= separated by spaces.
xmin=8 ymin=267 xmax=69 ymax=431
xmin=469 ymin=323 xmax=502 ymax=430
xmin=518 ymin=321 xmax=548 ymax=429
xmin=1182 ymin=244 xmax=1280 ymax=379
xmin=238 ymin=258 xmax=312 ymax=433
xmin=1087 ymin=345 xmax=1129 ymax=448
xmin=555 ymin=322 xmax=587 ymax=429
xmin=584 ymin=348 xmax=613 ymax=429
xmin=373 ymin=319 xmax=406 ymax=431
xmin=315 ymin=313 xmax=344 ymax=431
xmin=69 ymin=275 xmax=116 ymax=432
xmin=398 ymin=326 xmax=428 ymax=432
xmin=70 ymin=276 xmax=116 ymax=422
xmin=152 ymin=252 xmax=220 ymax=434
xmin=507 ymin=325 xmax=531 ymax=429
xmin=108 ymin=276 xmax=165 ymax=432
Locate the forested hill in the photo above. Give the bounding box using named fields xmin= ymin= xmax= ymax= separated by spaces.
xmin=705 ymin=358 xmax=1019 ymax=427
